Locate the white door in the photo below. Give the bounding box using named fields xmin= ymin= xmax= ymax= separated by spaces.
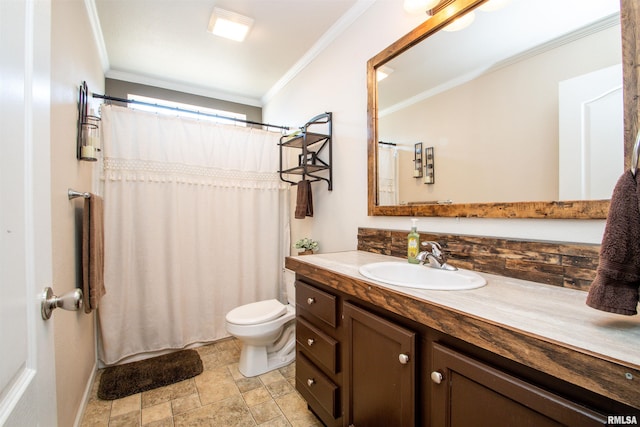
xmin=558 ymin=64 xmax=624 ymax=200
xmin=0 ymin=0 xmax=57 ymax=425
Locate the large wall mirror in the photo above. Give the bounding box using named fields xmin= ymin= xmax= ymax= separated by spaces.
xmin=367 ymin=0 xmax=635 ymax=218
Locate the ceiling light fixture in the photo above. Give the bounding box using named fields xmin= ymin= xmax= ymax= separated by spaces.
xmin=376 ymin=66 xmax=394 ymax=82
xmin=207 ymin=7 xmax=254 ymax=42
xmin=442 ymin=11 xmax=476 ymax=32
xmin=403 ymin=0 xmax=442 ymax=15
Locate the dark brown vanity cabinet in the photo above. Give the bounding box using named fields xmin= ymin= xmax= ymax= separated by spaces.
xmin=295 ymin=279 xmax=343 ymax=426
xmin=295 ymin=278 xmax=418 ymax=427
xmin=343 ymin=302 xmax=416 ymax=427
xmin=429 ymin=342 xmax=608 ymax=427
xmin=293 ymin=274 xmax=626 ymax=427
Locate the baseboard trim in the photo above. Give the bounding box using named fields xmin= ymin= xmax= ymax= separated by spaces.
xmin=73 ymin=362 xmax=97 ymax=427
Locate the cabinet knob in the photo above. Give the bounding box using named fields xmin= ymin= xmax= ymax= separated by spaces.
xmin=398 ymin=353 xmax=410 ymax=364
xmin=307 ymin=378 xmax=315 ymax=387
xmin=431 ymin=371 xmax=444 ymax=384
xmin=307 ymin=338 xmax=315 ymax=346
xmin=307 ymin=297 xmax=315 ymax=305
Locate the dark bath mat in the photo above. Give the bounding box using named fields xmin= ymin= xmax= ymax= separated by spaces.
xmin=98 ymin=349 xmax=203 ymax=400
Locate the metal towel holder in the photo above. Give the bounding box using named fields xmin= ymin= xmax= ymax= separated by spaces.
xmin=42 ymin=188 xmax=91 ymax=320
xmin=68 ymin=188 xmax=90 ymax=199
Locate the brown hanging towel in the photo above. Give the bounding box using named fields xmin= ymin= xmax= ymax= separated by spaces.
xmin=586 ymin=170 xmax=640 ymax=315
xmin=82 ymin=194 xmax=106 ymax=313
xmin=294 ymin=179 xmax=314 ymax=219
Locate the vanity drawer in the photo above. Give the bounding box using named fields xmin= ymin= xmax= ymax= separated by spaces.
xmin=296 ymin=352 xmax=339 ymax=418
xmin=297 ymin=316 xmax=339 ymax=373
xmin=296 ymin=280 xmax=337 ymax=328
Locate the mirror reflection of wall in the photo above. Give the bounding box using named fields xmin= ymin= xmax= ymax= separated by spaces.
xmin=377 ymin=0 xmax=621 ymax=206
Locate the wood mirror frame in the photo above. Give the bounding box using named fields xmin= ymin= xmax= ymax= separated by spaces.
xmin=367 ymin=0 xmax=638 ymax=219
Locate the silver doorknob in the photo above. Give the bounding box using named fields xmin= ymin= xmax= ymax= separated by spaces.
xmin=431 ymin=371 xmax=444 ymax=384
xmin=399 ymin=353 xmax=410 ymax=364
xmin=307 ymin=378 xmax=315 ymax=387
xmin=307 ymin=297 xmax=315 ymax=305
xmin=307 ymin=338 xmax=315 ymax=346
xmin=41 ymin=287 xmax=83 ymax=320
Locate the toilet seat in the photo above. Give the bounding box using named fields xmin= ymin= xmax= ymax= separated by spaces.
xmin=224 ymin=270 xmax=297 ymax=377
xmin=226 ymin=299 xmax=287 ymax=325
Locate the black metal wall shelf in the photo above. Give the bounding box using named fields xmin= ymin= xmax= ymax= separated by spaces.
xmin=279 ymin=112 xmax=332 ymax=190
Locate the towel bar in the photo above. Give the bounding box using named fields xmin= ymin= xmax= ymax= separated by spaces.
xmin=632 ymin=130 xmax=640 ymax=176
xmin=68 ymin=188 xmax=90 ymax=200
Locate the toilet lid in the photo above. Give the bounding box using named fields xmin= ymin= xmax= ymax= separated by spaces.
xmin=226 ymin=299 xmax=287 ymax=325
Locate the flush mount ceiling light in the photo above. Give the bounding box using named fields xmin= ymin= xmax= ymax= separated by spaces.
xmin=376 ymin=65 xmax=394 ymax=82
xmin=207 ymin=7 xmax=254 ymax=42
xmin=403 ymin=0 xmax=441 ymax=15
xmin=442 ymin=11 xmax=476 ymax=32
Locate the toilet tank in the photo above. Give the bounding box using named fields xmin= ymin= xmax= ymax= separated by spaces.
xmin=284 ymin=269 xmax=296 ymax=305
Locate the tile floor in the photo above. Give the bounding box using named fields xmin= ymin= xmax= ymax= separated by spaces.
xmin=80 ymin=338 xmax=322 ymax=426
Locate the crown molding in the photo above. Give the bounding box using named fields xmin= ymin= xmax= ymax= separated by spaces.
xmin=84 ymin=0 xmax=109 ymax=72
xmin=104 ymin=70 xmax=264 ymax=107
xmin=261 ymin=0 xmax=376 ymax=105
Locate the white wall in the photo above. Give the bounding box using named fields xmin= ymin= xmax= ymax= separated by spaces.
xmin=264 ymin=0 xmax=606 ymax=254
xmin=51 ymin=1 xmax=104 ymax=426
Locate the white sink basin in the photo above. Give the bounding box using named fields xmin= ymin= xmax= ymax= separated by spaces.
xmin=358 ymin=262 xmax=486 ymax=290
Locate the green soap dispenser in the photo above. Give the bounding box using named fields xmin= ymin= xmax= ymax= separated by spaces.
xmin=407 ymin=218 xmax=420 ymax=264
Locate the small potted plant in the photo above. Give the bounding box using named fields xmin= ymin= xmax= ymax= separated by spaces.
xmin=295 ymin=238 xmax=319 ymax=255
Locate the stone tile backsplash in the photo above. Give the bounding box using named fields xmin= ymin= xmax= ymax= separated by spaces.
xmin=357 ymin=227 xmax=600 ymax=291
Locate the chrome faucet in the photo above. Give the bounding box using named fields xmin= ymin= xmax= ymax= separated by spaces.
xmin=417 ymin=241 xmax=458 ymax=271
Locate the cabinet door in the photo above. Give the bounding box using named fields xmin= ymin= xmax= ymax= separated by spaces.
xmin=344 ymin=302 xmax=416 ymax=427
xmin=430 ymin=342 xmax=607 ymax=427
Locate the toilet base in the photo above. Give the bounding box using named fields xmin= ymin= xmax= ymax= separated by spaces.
xmin=237 ymin=322 xmax=295 ymax=377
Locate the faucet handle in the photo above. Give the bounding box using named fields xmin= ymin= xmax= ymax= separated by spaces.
xmin=422 ymin=241 xmax=443 ymax=257
xmin=419 ymin=241 xmax=457 ymax=270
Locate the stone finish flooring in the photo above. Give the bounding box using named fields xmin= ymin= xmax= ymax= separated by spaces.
xmin=80 ymin=338 xmax=322 ymax=426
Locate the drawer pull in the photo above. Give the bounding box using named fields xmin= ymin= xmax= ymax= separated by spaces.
xmin=307 ymin=338 xmax=315 ymax=346
xmin=431 ymin=371 xmax=444 ymax=384
xmin=398 ymin=353 xmax=410 ymax=364
xmin=307 ymin=378 xmax=315 ymax=387
xmin=307 ymin=297 xmax=315 ymax=305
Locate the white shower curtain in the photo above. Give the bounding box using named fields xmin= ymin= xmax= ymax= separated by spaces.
xmin=98 ymin=105 xmax=290 ymax=365
xmin=378 ymin=145 xmax=399 ymax=205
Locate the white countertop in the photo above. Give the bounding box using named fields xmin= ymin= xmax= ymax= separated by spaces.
xmin=290 ymin=251 xmax=640 ymax=369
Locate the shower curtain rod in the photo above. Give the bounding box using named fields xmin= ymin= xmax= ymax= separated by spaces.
xmin=92 ymin=93 xmax=292 ymax=131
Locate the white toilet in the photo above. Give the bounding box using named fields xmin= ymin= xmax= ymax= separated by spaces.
xmin=225 ymin=269 xmax=296 ymax=377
